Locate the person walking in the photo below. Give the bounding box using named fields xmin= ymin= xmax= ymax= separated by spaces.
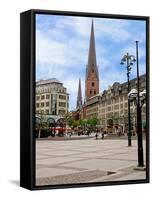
xmin=101 ymin=131 xmax=104 ymax=139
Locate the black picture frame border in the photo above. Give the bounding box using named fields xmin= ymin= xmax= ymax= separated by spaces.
xmin=20 ymin=9 xmax=150 ymax=190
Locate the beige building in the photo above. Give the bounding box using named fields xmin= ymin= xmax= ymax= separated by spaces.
xmin=85 ymin=95 xmax=100 ymax=119
xmin=36 ymin=78 xmax=69 ymax=117
xmin=98 ymin=74 xmax=146 ymax=133
xmin=84 ymin=74 xmax=146 ymax=134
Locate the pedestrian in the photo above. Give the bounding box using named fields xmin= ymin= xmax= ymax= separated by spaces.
xmin=118 ymin=128 xmax=121 ymax=137
xmin=95 ymin=133 xmax=98 ymax=140
xmin=101 ymin=131 xmax=104 ymax=139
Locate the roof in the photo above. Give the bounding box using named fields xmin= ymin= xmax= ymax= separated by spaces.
xmin=36 ymin=78 xmax=62 ymax=86
xmin=100 ymin=74 xmax=146 ymax=96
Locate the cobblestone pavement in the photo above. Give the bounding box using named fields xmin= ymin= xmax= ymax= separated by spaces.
xmin=36 ymin=138 xmax=146 ymax=186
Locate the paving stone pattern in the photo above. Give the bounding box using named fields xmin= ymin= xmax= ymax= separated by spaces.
xmin=36 ymin=138 xmax=146 ymax=186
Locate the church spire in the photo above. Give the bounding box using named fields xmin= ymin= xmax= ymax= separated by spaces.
xmin=76 ymin=79 xmax=82 ymax=109
xmin=86 ymin=19 xmax=99 ymax=81
xmin=85 ymin=19 xmax=99 ymax=100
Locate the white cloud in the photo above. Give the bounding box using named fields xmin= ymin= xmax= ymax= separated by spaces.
xmin=36 ymin=29 xmax=89 ymax=70
xmin=94 ymin=18 xmax=131 ymax=42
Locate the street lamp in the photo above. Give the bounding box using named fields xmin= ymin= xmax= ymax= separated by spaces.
xmin=120 ymin=53 xmax=136 ymax=146
xmin=128 ymin=41 xmax=146 ymax=167
xmin=128 ymin=88 xmax=146 ymax=167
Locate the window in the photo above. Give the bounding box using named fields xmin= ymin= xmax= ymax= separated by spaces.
xmin=41 ymin=95 xmax=45 ymax=100
xmin=59 ymin=102 xmax=66 ymax=107
xmin=36 ymin=96 xmax=40 ymax=101
xmin=120 ymin=104 xmax=123 ymax=109
xmin=124 ymin=109 xmax=128 ymax=114
xmin=107 ymin=100 xmax=111 ymax=105
xmin=90 ymin=90 xmax=92 ymax=94
xmin=107 ymin=106 xmax=111 ymax=111
xmin=120 ymin=110 xmax=123 ymax=114
xmin=41 ymin=102 xmax=44 ymax=107
xmin=115 ymin=105 xmax=119 ymax=110
xmin=114 ymin=97 xmax=119 ymax=103
xmin=114 ymin=112 xmax=119 ymax=117
xmin=46 ymin=94 xmax=50 ymax=99
xmin=102 ymin=101 xmax=105 ymax=106
xmin=92 ymin=82 xmax=95 ymax=87
xmin=94 ymin=90 xmax=96 ymax=94
xmin=46 ymin=102 xmax=49 ymax=107
xmin=36 ymin=103 xmax=39 ymax=108
xmin=102 ymin=108 xmax=105 ymax=113
xmin=59 ymin=95 xmax=66 ymax=100
xmin=51 ymin=94 xmax=57 ymax=115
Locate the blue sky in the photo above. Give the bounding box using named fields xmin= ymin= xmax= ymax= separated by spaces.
xmin=36 ymin=14 xmax=146 ymax=110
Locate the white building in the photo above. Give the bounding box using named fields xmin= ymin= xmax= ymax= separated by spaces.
xmin=35 ymin=78 xmax=69 ymax=117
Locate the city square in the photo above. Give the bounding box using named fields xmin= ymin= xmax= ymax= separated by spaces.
xmin=36 ymin=137 xmax=146 ymax=186
xmin=35 ymin=14 xmax=148 ymax=186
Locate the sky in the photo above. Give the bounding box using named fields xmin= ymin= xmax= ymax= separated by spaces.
xmin=36 ymin=14 xmax=146 ymax=111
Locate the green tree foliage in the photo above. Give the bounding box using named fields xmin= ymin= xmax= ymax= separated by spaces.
xmin=72 ymin=120 xmax=80 ymax=127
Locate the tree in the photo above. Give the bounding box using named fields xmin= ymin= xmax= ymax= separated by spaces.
xmin=86 ymin=117 xmax=99 ymax=131
xmin=72 ymin=120 xmax=80 ymax=127
xmin=64 ymin=112 xmax=74 ymax=127
xmin=90 ymin=118 xmax=99 ymax=127
xmin=35 ymin=114 xmax=46 ymax=138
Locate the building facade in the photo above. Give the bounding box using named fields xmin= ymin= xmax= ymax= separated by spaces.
xmin=36 ymin=78 xmax=69 ymax=117
xmin=85 ymin=94 xmax=100 ymax=119
xmin=98 ymin=74 xmax=146 ymax=133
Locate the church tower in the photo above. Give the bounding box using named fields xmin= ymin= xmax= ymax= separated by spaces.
xmin=76 ymin=79 xmax=82 ymax=109
xmin=85 ymin=20 xmax=99 ymax=100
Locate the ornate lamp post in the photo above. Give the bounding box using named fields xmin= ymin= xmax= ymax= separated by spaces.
xmin=128 ymin=88 xmax=146 ymax=167
xmin=120 ymin=53 xmax=136 ymax=146
xmin=128 ymin=41 xmax=146 ymax=167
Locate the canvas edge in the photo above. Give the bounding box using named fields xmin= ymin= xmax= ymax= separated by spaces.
xmin=20 ymin=9 xmax=150 ymax=190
